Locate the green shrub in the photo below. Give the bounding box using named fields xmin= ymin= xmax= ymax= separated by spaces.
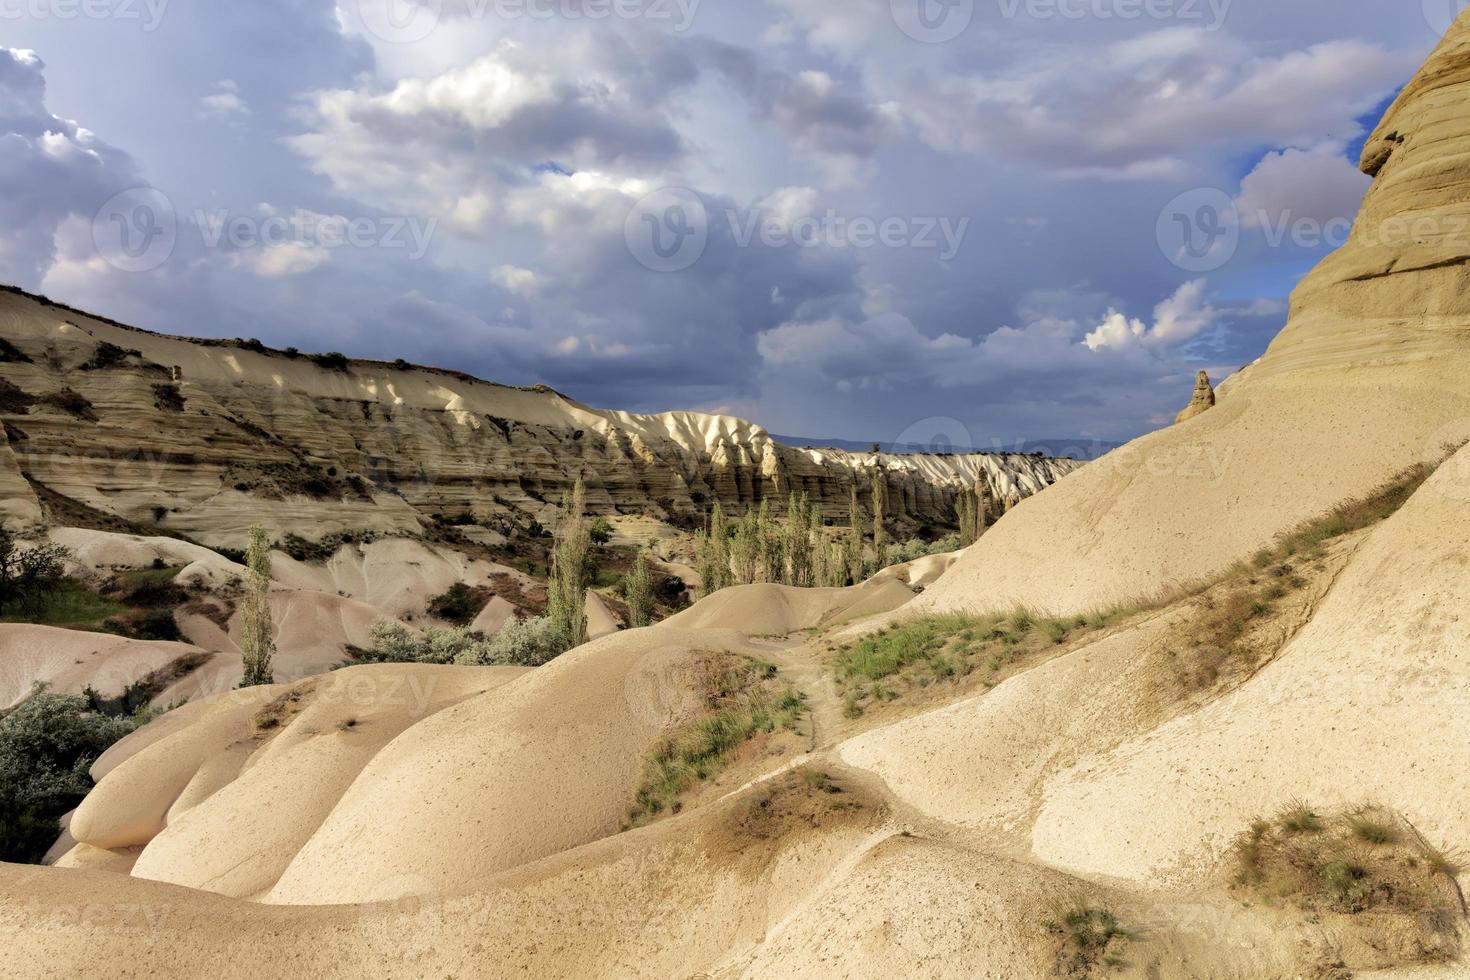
xmin=0 ymin=690 xmax=139 ymax=863
xmin=0 ymin=533 xmax=76 ymax=620
xmin=625 ymin=657 xmax=805 ymax=826
xmin=588 ymin=517 xmax=614 ymax=545
xmin=362 ymin=616 xmax=567 ymax=668
xmin=427 ymin=582 xmax=489 ymax=626
xmin=309 ymin=351 xmax=350 ymax=371
xmin=475 ymin=616 xmax=564 ymax=667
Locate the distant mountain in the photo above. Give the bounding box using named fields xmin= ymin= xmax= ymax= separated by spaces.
xmin=773 ymin=434 xmax=1122 ymax=461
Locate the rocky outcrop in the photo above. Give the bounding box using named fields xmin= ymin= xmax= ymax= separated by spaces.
xmin=1174 ymin=371 xmax=1215 ymax=425
xmin=0 ymin=417 xmax=41 ymax=529
xmin=0 ymin=288 xmax=1080 ymax=543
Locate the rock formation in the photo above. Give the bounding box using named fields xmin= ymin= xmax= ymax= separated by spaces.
xmin=917 ymin=14 xmax=1470 ymax=617
xmin=1174 ymin=370 xmax=1215 ymax=424
xmin=0 ymin=287 xmax=1079 ymax=542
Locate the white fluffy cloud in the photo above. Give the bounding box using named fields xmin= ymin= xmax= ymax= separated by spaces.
xmin=0 ymin=48 xmax=145 ymax=288
xmin=1084 ymin=279 xmax=1221 ymax=351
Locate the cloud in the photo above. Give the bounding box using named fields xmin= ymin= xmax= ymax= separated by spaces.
xmin=902 ymin=32 xmax=1415 ymax=176
xmin=0 ymin=48 xmax=146 ymax=289
xmin=0 ymin=4 xmax=1430 ymax=444
xmin=1235 ymin=142 xmax=1371 ymax=230
xmin=230 ymin=241 xmax=330 ymax=279
xmin=491 ymin=264 xmax=540 ymax=295
xmin=1084 ymin=279 xmax=1221 ymax=351
xmin=200 ymin=80 xmax=250 ymax=122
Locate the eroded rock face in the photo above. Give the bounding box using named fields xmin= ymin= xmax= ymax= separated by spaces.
xmin=0 ymin=289 xmax=1080 ymax=541
xmin=1174 ymin=371 xmax=1215 ymax=425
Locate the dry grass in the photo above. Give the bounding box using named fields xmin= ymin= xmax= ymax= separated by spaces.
xmin=624 ymin=655 xmax=806 ymax=828
xmin=1169 ymin=460 xmax=1446 ymax=695
xmin=1042 ymin=898 xmax=1131 ymax=976
xmin=1229 ymin=804 xmax=1464 ymax=964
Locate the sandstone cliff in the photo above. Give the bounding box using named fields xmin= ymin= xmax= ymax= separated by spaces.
xmin=0 ymin=287 xmax=1079 ymax=543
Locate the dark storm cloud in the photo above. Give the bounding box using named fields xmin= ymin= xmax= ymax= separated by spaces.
xmin=0 ymin=1 xmax=1442 ymax=442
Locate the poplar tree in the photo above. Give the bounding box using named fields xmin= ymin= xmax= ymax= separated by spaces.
xmin=239 ymin=525 xmax=276 ymax=688
xmin=547 ymin=479 xmax=591 ymax=650
xmin=625 ymin=550 xmax=654 ymax=628
xmin=870 ymin=466 xmax=887 ymax=569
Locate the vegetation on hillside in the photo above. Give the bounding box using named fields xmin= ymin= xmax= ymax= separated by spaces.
xmin=0 ymin=689 xmax=152 ymax=864
xmin=1042 ymin=899 xmax=1131 ymax=976
xmin=1229 ymin=803 xmax=1463 ymax=964
xmin=239 ymin=525 xmax=275 ymax=687
xmin=624 ymin=656 xmax=806 ymax=828
xmin=546 ymin=479 xmax=591 ymax=651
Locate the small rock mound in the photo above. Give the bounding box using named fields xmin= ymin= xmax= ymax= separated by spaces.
xmin=1175 ymin=370 xmax=1216 ymax=424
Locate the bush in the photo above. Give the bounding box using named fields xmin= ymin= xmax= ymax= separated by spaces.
xmin=0 ymin=532 xmax=73 ymax=619
xmin=83 ymin=342 xmax=136 ymax=370
xmin=152 ymin=383 xmax=185 ymax=412
xmin=0 ymin=690 xmax=138 ymax=863
xmin=310 ymin=351 xmax=350 ymax=371
xmin=0 ymin=377 xmax=37 ymax=414
xmin=40 ymin=387 xmax=97 ymax=420
xmin=133 ymin=610 xmax=182 ymax=642
xmin=588 ymin=517 xmax=614 ymax=545
xmin=476 ymin=616 xmax=564 ymax=667
xmin=360 ymin=616 xmax=567 ymax=668
xmin=427 ymin=583 xmax=489 ymax=626
xmin=0 ymin=337 xmax=32 ymax=364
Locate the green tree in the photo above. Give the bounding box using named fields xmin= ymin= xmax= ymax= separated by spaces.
xmin=729 ymin=509 xmax=760 ymax=586
xmin=696 ymin=500 xmax=733 ymax=598
xmin=0 ymin=689 xmax=138 ymax=863
xmin=781 ymin=491 xmax=818 ymax=587
xmin=757 ymin=498 xmax=783 ymax=584
xmin=625 ymin=551 xmax=655 ymax=628
xmin=871 ymin=466 xmax=887 ymax=570
xmin=0 ymin=529 xmax=71 ymax=619
xmin=588 ymin=516 xmax=614 ymax=546
xmin=239 ymin=525 xmax=276 ymax=687
xmin=547 ymin=479 xmax=591 ymax=650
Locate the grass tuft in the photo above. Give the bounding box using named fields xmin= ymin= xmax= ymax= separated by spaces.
xmin=625 ymin=655 xmax=806 ymax=828
xmin=1229 ymin=803 xmax=1463 ymax=963
xmin=1043 ymin=899 xmax=1130 ymax=974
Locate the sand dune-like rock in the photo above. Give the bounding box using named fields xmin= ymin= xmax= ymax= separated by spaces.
xmin=47 ymin=527 xmax=240 ymax=578
xmin=265 ymin=627 xmax=762 ymax=904
xmin=0 ymin=625 xmax=208 ymax=711
xmin=661 ymin=577 xmax=917 ymax=635
xmin=0 ymin=286 xmax=1078 ymax=543
xmin=265 ymin=537 xmax=534 ymax=622
xmin=1029 ymin=444 xmax=1470 ymax=885
xmin=124 ymin=665 xmax=524 ymax=899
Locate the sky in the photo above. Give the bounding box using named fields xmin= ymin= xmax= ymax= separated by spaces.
xmin=0 ymin=0 xmax=1459 ymax=449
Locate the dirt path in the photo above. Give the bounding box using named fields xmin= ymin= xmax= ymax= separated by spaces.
xmin=746 ymin=636 xmax=845 ymax=752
